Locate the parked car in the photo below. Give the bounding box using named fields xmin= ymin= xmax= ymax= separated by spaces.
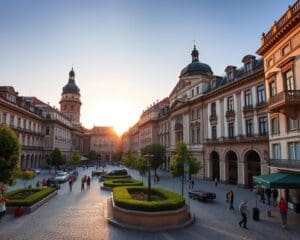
xmin=30 ymin=168 xmax=41 ymax=174
xmin=189 ymin=189 xmax=216 ymax=201
xmin=53 ymin=172 xmax=70 ymax=183
xmin=107 ymin=169 xmax=128 ymax=176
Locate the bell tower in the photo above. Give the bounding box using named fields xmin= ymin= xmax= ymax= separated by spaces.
xmin=60 ymin=68 xmax=81 ymax=124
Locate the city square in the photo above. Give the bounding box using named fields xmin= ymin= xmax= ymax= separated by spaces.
xmin=0 ymin=0 xmax=300 ymax=239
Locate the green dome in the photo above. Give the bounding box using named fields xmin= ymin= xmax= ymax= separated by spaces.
xmin=62 ymin=68 xmax=80 ymax=95
xmin=180 ymin=45 xmax=213 ymax=77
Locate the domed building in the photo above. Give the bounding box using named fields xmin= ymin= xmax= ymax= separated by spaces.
xmin=60 ymin=68 xmax=82 ymax=124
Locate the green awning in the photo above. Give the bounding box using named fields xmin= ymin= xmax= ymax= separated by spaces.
xmin=253 ymin=173 xmax=300 ymax=189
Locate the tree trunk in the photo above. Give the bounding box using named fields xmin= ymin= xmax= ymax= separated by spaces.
xmin=181 ymin=176 xmax=184 ymax=196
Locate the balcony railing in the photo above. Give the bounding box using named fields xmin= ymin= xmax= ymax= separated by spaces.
xmin=209 ymin=114 xmax=218 ymax=122
xmin=22 ymin=145 xmax=43 ymax=151
xmin=243 ymin=105 xmax=254 ymax=112
xmin=225 ymin=110 xmax=235 ymax=118
xmin=255 ymin=101 xmax=267 ymax=109
xmin=262 ymin=0 xmax=300 ymax=44
xmin=269 ymin=158 xmax=300 ymax=169
xmin=269 ymin=90 xmax=300 ymax=112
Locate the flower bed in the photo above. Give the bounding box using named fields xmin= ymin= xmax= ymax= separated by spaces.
xmin=103 ymin=179 xmax=143 ymax=188
xmin=113 ymin=186 xmax=185 ymax=212
xmin=5 ymin=188 xmax=55 ymax=207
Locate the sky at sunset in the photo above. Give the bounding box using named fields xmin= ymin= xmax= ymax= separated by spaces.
xmin=0 ymin=0 xmax=295 ymax=135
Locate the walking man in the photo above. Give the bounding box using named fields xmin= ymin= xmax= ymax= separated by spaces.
xmin=272 ymin=189 xmax=278 ymax=206
xmin=87 ymin=176 xmax=91 ymax=190
xmin=214 ymin=177 xmax=218 ymax=187
xmin=68 ymin=178 xmax=73 ymax=192
xmin=227 ymin=190 xmax=234 ymax=211
xmin=81 ymin=177 xmax=85 ymax=192
xmin=238 ymin=200 xmax=249 ymax=229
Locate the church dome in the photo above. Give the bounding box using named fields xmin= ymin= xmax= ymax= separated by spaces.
xmin=62 ymin=68 xmax=80 ymax=95
xmin=180 ymin=45 xmax=213 ymax=77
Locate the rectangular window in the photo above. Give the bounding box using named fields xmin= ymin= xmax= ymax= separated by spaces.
xmin=271 ymin=118 xmax=280 ymax=135
xmin=17 ymin=117 xmax=21 ymax=128
xmin=259 ymin=117 xmax=268 ymax=136
xmin=212 ymin=126 xmax=217 ymax=140
xmin=273 ymin=144 xmax=281 ymax=159
xmin=197 ymin=128 xmax=200 ymax=144
xmin=269 ymin=81 xmax=277 ymax=97
xmin=191 ymin=129 xmax=195 ymax=144
xmin=227 ymin=96 xmax=234 ymax=111
xmin=288 ymin=142 xmax=300 ymax=160
xmin=245 ymin=62 xmax=252 ymax=72
xmin=284 ymin=70 xmax=294 ymax=91
xmin=211 ymin=102 xmax=216 ymax=116
xmin=228 ymin=122 xmax=234 ymax=139
xmin=246 ymin=119 xmax=253 ymax=137
xmin=10 ymin=115 xmax=14 ymax=126
xmin=191 ymin=89 xmax=194 ymax=97
xmin=196 ymin=86 xmax=199 ymax=95
xmin=228 ymin=71 xmax=234 ymax=81
xmin=2 ymin=113 xmax=7 ymax=124
xmin=257 ymin=85 xmax=265 ymax=104
xmin=244 ymin=89 xmax=253 ymax=107
xmin=287 ymin=117 xmax=299 ymax=131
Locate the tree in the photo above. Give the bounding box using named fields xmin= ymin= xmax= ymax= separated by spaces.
xmin=123 ymin=150 xmax=136 ymax=168
xmin=87 ymin=150 xmax=97 ymax=161
xmin=0 ymin=125 xmax=21 ymax=185
xmin=141 ymin=144 xmax=166 ymax=176
xmin=169 ymin=142 xmax=201 ymax=195
xmin=71 ymin=150 xmax=81 ymax=167
xmin=47 ymin=148 xmax=65 ymax=169
xmin=112 ymin=151 xmax=122 ymax=163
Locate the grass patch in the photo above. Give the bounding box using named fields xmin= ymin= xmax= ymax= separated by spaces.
xmin=103 ymin=179 xmax=143 ymax=188
xmin=113 ymin=186 xmax=185 ymax=212
xmin=5 ymin=188 xmax=55 ymax=207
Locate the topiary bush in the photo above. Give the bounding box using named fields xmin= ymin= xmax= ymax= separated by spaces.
xmin=104 ymin=179 xmax=143 ymax=188
xmin=5 ymin=187 xmax=55 ymax=207
xmin=102 ymin=174 xmax=131 ymax=180
xmin=113 ymin=186 xmax=185 ymax=212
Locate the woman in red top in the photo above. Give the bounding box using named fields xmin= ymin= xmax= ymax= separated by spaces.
xmin=278 ymin=198 xmax=288 ymax=229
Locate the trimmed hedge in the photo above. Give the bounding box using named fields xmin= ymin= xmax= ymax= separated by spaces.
xmin=102 ymin=175 xmax=131 ymax=180
xmin=104 ymin=179 xmax=143 ymax=188
xmin=5 ymin=188 xmax=55 ymax=207
xmin=113 ymin=186 xmax=185 ymax=212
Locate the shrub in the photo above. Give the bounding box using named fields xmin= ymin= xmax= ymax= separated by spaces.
xmin=5 ymin=187 xmax=55 ymax=207
xmin=103 ymin=179 xmax=143 ymax=188
xmin=113 ymin=186 xmax=185 ymax=212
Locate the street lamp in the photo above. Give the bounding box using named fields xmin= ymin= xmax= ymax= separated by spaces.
xmin=144 ymin=154 xmax=154 ymax=201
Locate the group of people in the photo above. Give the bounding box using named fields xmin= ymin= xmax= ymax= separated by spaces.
xmin=80 ymin=175 xmax=91 ymax=191
xmin=0 ymin=183 xmax=7 ymax=223
xmin=259 ymin=187 xmax=279 ymax=206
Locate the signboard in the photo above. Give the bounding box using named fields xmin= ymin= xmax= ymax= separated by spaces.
xmin=183 ymin=162 xmax=190 ymax=182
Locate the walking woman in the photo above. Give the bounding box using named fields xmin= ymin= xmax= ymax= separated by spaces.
xmin=278 ymin=198 xmax=288 ymax=229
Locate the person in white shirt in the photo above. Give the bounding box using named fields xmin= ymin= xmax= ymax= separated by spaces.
xmin=238 ymin=199 xmax=249 ymax=229
xmin=0 ymin=194 xmax=6 ymax=223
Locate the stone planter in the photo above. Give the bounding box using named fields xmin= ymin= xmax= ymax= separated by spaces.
xmin=6 ymin=190 xmax=57 ymax=214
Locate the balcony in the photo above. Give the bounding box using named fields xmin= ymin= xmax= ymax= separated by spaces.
xmin=22 ymin=145 xmax=43 ymax=151
xmin=269 ymin=159 xmax=300 ymax=169
xmin=243 ymin=105 xmax=254 ymax=113
xmin=225 ymin=110 xmax=235 ymax=119
xmin=209 ymin=114 xmax=218 ymax=122
xmin=255 ymin=101 xmax=267 ymax=110
xmin=269 ymin=90 xmax=300 ymax=117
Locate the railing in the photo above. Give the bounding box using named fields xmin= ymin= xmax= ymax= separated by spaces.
xmin=209 ymin=114 xmax=218 ymax=121
xmin=243 ymin=105 xmax=254 ymax=112
xmin=225 ymin=110 xmax=235 ymax=118
xmin=269 ymin=90 xmax=300 ymax=107
xmin=262 ymin=0 xmax=300 ymax=43
xmin=269 ymin=158 xmax=300 ymax=169
xmin=22 ymin=145 xmax=43 ymax=151
xmin=256 ymin=101 xmax=267 ymax=109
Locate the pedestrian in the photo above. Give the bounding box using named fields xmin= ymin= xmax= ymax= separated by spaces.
xmin=87 ymin=176 xmax=91 ymax=190
xmin=214 ymin=177 xmax=218 ymax=187
xmin=260 ymin=188 xmax=265 ymax=204
xmin=191 ymin=179 xmax=195 ymax=190
xmin=156 ymin=174 xmax=160 ymax=183
xmin=68 ymin=178 xmax=73 ymax=192
xmin=36 ymin=180 xmax=40 ymax=188
xmin=227 ymin=190 xmax=234 ymax=211
xmin=81 ymin=177 xmax=85 ymax=191
xmin=278 ymin=198 xmax=288 ymax=229
xmin=272 ymin=189 xmax=279 ymax=206
xmin=0 ymin=194 xmax=6 ymax=223
xmin=238 ymin=200 xmax=249 ymax=229
xmin=265 ymin=188 xmax=271 ymax=205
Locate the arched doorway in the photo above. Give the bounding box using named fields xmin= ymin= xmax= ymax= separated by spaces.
xmin=226 ymin=151 xmax=238 ymax=185
xmin=210 ymin=151 xmax=220 ymax=180
xmin=245 ymin=150 xmax=261 ymax=187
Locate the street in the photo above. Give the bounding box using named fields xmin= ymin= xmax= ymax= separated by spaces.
xmin=0 ymin=165 xmax=300 ymax=240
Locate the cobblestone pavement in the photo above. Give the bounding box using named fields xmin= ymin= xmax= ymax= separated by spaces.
xmin=0 ymin=166 xmax=300 ymax=240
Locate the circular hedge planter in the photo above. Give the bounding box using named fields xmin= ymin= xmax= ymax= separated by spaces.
xmin=103 ymin=179 xmax=143 ymax=188
xmin=101 ymin=175 xmax=131 ymax=181
xmin=108 ymin=186 xmax=193 ymax=230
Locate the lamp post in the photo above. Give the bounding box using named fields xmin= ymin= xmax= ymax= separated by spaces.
xmin=144 ymin=154 xmax=154 ymax=201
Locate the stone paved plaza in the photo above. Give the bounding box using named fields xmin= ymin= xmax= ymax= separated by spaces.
xmin=0 ymin=166 xmax=300 ymax=240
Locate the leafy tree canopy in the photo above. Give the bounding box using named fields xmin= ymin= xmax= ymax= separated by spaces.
xmin=71 ymin=150 xmax=81 ymax=166
xmin=141 ymin=144 xmax=166 ymax=171
xmin=47 ymin=148 xmax=65 ymax=167
xmin=169 ymin=141 xmax=201 ymax=178
xmin=0 ymin=125 xmax=21 ymax=185
xmin=123 ymin=150 xmax=136 ymax=168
